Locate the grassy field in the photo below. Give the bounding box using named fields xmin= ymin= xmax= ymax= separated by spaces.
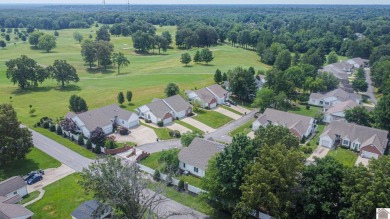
xmin=193 ymin=109 xmax=232 ymax=129
xmin=175 ymin=120 xmax=204 ymax=133
xmin=219 ymin=105 xmax=243 ymax=115
xmin=0 ymin=147 xmax=61 ymax=181
xmin=28 ymin=174 xmax=93 ymax=219
xmin=20 ymin=191 xmax=40 ymax=205
xmin=140 ymin=151 xmax=162 ymax=170
xmin=288 ymin=104 xmax=322 ymax=118
xmin=229 ymin=119 xmax=255 ymax=137
xmin=327 ymin=148 xmax=358 ymax=167
xmin=177 ymin=175 xmax=203 ymax=189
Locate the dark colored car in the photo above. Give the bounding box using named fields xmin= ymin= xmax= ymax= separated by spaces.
xmin=23 ymin=171 xmax=38 ymax=181
xmin=227 ymin=100 xmax=237 ymax=106
xmin=27 ymin=174 xmax=43 ymax=185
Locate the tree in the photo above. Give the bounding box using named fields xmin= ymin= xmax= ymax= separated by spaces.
xmin=214 ymin=69 xmax=222 ymax=84
xmin=317 ymin=72 xmax=340 ymax=92
xmin=373 ymin=95 xmax=390 ymax=132
xmin=90 ymin=127 xmax=106 ymax=147
xmin=112 ymin=52 xmax=130 ymax=74
xmin=5 ymin=34 xmax=10 ymax=42
xmin=203 ymin=134 xmax=254 ymax=212
xmin=285 ymin=66 xmax=305 ymax=88
xmin=81 ymin=39 xmax=97 ymax=69
xmin=339 ymin=156 xmax=390 ymax=219
xmin=371 ymin=60 xmax=390 ymax=94
xmin=81 ymin=156 xmax=186 ymax=218
xmin=117 ymin=92 xmax=125 ymax=105
xmin=192 ymin=99 xmax=202 ymax=113
xmin=0 ymin=40 xmax=6 ymax=49
xmin=274 ymin=49 xmax=292 ymax=71
xmin=158 ymin=148 xmax=180 ymax=174
xmin=352 ymin=78 xmax=368 ymax=92
xmin=95 ymin=25 xmax=110 ymax=41
xmin=69 ymin=95 xmax=88 ymax=113
xmin=60 ymin=118 xmax=77 ymax=133
xmin=180 ymin=53 xmax=191 ymax=66
xmin=164 ymin=83 xmax=179 ymax=97
xmin=236 ymin=144 xmax=304 ymax=219
xmin=95 ymin=40 xmax=114 ymax=69
xmin=301 ymin=156 xmax=344 ymax=218
xmin=180 ymin=131 xmax=203 ymax=147
xmin=54 ymin=30 xmax=59 ymax=37
xmin=227 ymin=66 xmax=257 ymax=101
xmin=126 ymin=91 xmax=133 ymax=103
xmin=161 ymin=31 xmax=172 ymax=45
xmin=0 ymin=104 xmax=33 ymax=165
xmin=222 ymin=72 xmax=228 ymax=81
xmin=28 ymin=31 xmax=44 ymax=47
xmin=252 ymin=88 xmax=276 ymax=112
xmin=253 ymin=125 xmax=300 ymax=152
xmin=193 ymin=50 xmax=201 ymax=63
xmin=47 ymin=60 xmax=79 ymax=88
xmin=37 ymin=34 xmax=56 ymax=52
xmin=200 ymin=48 xmax=214 ymax=64
xmin=155 ymin=35 xmax=169 ymax=54
xmin=5 ymin=55 xmax=48 ymax=89
xmin=345 ymin=106 xmax=372 ymax=127
xmin=73 ymin=32 xmax=83 ymax=43
xmin=327 ymin=51 xmax=339 ymax=64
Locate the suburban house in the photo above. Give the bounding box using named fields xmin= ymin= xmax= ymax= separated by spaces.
xmin=0 ymin=176 xmax=28 ymax=199
xmin=71 ymin=200 xmax=111 ymax=219
xmin=319 ymin=120 xmax=389 ymax=159
xmin=65 ymin=104 xmax=139 ymax=138
xmin=178 ymin=138 xmax=225 ymax=177
xmin=320 ymin=57 xmax=368 ymax=80
xmin=323 ymin=100 xmax=358 ymax=123
xmin=0 ymin=177 xmax=33 ymax=219
xmin=136 ymin=94 xmax=192 ymax=126
xmin=186 ymin=84 xmax=228 ymax=109
xmin=252 ymin=108 xmax=315 ymax=141
xmin=308 ymin=88 xmax=362 ymax=107
xmin=377 ymin=208 xmax=390 ymax=219
xmin=255 ymin=74 xmax=266 ymax=90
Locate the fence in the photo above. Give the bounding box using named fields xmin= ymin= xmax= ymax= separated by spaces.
xmin=61 ymin=129 xmax=105 ymax=153
xmin=105 ymin=146 xmax=133 ymax=155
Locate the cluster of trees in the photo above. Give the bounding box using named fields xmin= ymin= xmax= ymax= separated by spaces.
xmin=117 ymin=91 xmax=132 ymax=105
xmin=5 ymin=56 xmax=79 ymax=89
xmin=180 ymin=48 xmax=214 ymax=66
xmin=81 ymin=39 xmax=114 ymax=69
xmin=175 ymin=24 xmax=219 ymax=49
xmin=370 ymin=46 xmax=390 ymax=95
xmin=202 ymin=125 xmax=390 ymax=218
xmin=226 ymin=66 xmax=257 ymax=101
xmin=28 ymin=31 xmax=57 ymax=52
xmin=352 ymin=68 xmax=368 ymax=92
xmin=132 ymin=30 xmax=172 ymax=54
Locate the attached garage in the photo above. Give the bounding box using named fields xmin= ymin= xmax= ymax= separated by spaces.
xmin=319 ymin=135 xmax=333 ymax=148
xmin=320 ymin=140 xmax=331 ymax=148
xmin=361 ymin=150 xmax=379 ymax=159
xmin=162 ymin=113 xmax=173 ymax=126
xmin=209 ymin=102 xmax=217 ymax=109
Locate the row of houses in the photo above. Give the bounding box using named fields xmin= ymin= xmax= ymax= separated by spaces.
xmin=320 ymin=57 xmax=368 ymax=80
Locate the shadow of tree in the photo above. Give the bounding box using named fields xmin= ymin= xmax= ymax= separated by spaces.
xmin=11 ymin=86 xmax=53 ymax=95
xmin=0 ymin=158 xmax=40 ymax=181
xmin=54 ymin=85 xmax=81 ymax=92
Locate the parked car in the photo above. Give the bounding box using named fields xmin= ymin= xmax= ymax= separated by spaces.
xmin=227 ymin=100 xmax=237 ymax=106
xmin=224 ymin=102 xmax=231 ymax=107
xmin=27 ymin=174 xmax=43 ymax=185
xmin=24 ymin=169 xmax=44 ymax=182
xmin=254 ymin=112 xmax=260 ymax=118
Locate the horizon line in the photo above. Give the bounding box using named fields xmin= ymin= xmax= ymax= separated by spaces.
xmin=1 ymin=3 xmax=390 ymax=5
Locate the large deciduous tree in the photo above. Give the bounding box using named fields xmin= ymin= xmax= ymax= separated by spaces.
xmin=345 ymin=106 xmax=373 ymax=127
xmin=327 ymin=51 xmax=339 ymax=64
xmin=180 ymin=131 xmax=203 ymax=147
xmin=180 ymin=53 xmax=191 ymax=66
xmin=81 ymin=39 xmax=97 ymax=69
xmin=253 ymin=125 xmax=300 ymax=151
xmin=95 ymin=25 xmax=111 ymax=41
xmin=200 ymin=48 xmax=214 ymax=64
xmin=28 ymin=31 xmax=44 ymax=47
xmin=352 ymin=78 xmax=368 ymax=92
xmin=37 ymin=34 xmax=57 ymax=52
xmin=5 ymin=55 xmax=48 ymax=89
xmin=0 ymin=104 xmax=33 ymax=166
xmin=73 ymin=32 xmax=83 ymax=43
xmin=90 ymin=127 xmax=106 ymax=147
xmin=164 ymin=83 xmax=179 ymax=97
xmin=274 ymin=49 xmax=292 ymax=71
xmin=373 ymin=94 xmax=390 ymax=132
xmin=154 ymin=35 xmax=169 ymax=54
xmin=69 ymin=94 xmax=88 ymax=113
xmin=227 ymin=66 xmax=257 ymax=101
xmin=46 ymin=60 xmax=79 ymax=88
xmin=112 ymin=52 xmax=130 ymax=74
xmin=95 ymin=40 xmax=114 ymax=69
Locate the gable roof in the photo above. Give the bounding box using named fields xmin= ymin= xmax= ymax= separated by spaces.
xmin=0 ymin=177 xmax=26 ymax=197
xmin=206 ymin=84 xmax=228 ymax=99
xmin=320 ymin=120 xmax=389 ymax=153
xmin=0 ymin=201 xmax=33 ymax=219
xmin=67 ymin=104 xmax=135 ymax=132
xmin=146 ymin=99 xmax=172 ymax=119
xmin=194 ymin=88 xmax=216 ymax=104
xmin=178 ymin=138 xmax=225 ymax=170
xmin=256 ymin=108 xmax=313 ymax=137
xmin=163 ymin=95 xmax=191 ymax=113
xmin=71 ymin=200 xmax=110 ymax=219
xmin=310 ymin=88 xmax=361 ymax=102
xmin=325 ymin=100 xmax=358 ymax=115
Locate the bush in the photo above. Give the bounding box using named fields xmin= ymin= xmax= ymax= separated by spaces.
xmin=78 ymin=135 xmax=84 ymax=146
xmin=157 ymin=121 xmax=163 ymax=127
xmin=94 ymin=144 xmax=101 ymax=154
xmin=178 ymin=179 xmax=185 ymax=191
xmin=302 ymin=146 xmax=313 ymax=154
xmin=306 ymin=105 xmax=311 ymax=110
xmin=145 ymin=119 xmax=151 ymax=123
xmin=118 ymin=127 xmax=129 ymax=135
xmin=43 ymin=121 xmax=50 ymax=129
xmin=169 ymin=130 xmax=175 ymax=137
xmin=205 ymin=106 xmax=210 ymax=110
xmin=153 ymin=170 xmax=161 ymax=181
xmin=86 ymin=139 xmax=92 ymax=149
xmin=36 ymin=122 xmax=41 ymax=127
xmin=174 ymin=130 xmax=181 ymax=138
xmin=104 ymin=139 xmax=117 ymax=149
xmin=56 ymin=126 xmax=62 ymax=135
xmin=50 ymin=124 xmax=56 ymax=132
xmin=301 ymin=135 xmax=307 ymax=144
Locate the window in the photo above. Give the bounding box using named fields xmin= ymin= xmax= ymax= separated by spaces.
xmin=194 ymin=167 xmax=198 ymax=173
xmin=342 ymin=139 xmax=349 ymax=146
xmin=183 ymin=163 xmax=186 ymax=168
xmin=13 ymin=191 xmax=17 ymax=195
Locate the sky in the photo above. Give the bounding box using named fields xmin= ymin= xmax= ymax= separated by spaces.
xmin=0 ymin=0 xmax=389 ymax=5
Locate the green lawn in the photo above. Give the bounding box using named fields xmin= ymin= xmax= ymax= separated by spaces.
xmin=219 ymin=105 xmax=243 ymax=115
xmin=34 ymin=127 xmax=96 ymax=159
xmin=141 ymin=122 xmax=173 ymax=140
xmin=20 ymin=191 xmax=40 ymax=205
xmin=27 ymin=174 xmax=93 ymax=219
xmin=0 ymin=147 xmax=61 ymax=181
xmin=175 ymin=120 xmax=204 ymax=133
xmin=327 ymin=148 xmax=358 ymax=167
xmin=229 ymin=119 xmax=255 ymax=137
xmin=193 ymin=109 xmax=233 ymax=129
xmin=288 ymin=104 xmax=322 ymax=118
xmin=177 ymin=175 xmax=203 ymax=189
xmin=139 ymin=151 xmax=163 ymax=170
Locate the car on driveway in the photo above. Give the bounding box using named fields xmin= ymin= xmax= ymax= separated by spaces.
xmin=24 ymin=170 xmax=44 ymax=182
xmin=227 ymin=100 xmax=237 ymax=106
xmin=27 ymin=174 xmax=43 ymax=185
xmin=224 ymin=102 xmax=231 ymax=107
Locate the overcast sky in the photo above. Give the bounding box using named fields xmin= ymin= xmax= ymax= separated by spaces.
xmin=1 ymin=0 xmax=389 ymax=5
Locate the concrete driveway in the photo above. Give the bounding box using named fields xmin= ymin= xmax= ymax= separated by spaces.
xmin=307 ymin=146 xmax=330 ymax=162
xmin=166 ymin=123 xmax=191 ymax=134
xmin=181 ymin=117 xmax=216 ymax=133
xmin=27 ymin=164 xmax=75 ymax=193
xmin=231 ymin=105 xmax=251 ymax=114
xmin=355 ymin=156 xmax=370 ymax=166
xmin=111 ymin=125 xmax=158 ymax=146
xmin=213 ymin=107 xmax=241 ymax=120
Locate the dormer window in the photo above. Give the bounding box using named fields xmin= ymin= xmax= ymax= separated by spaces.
xmin=342 ymin=139 xmax=349 ymax=146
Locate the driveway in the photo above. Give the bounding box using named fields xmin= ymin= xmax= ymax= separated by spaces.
xmin=27 ymin=164 xmax=75 ymax=193
xmin=111 ymin=125 xmax=158 ymax=146
xmin=181 ymin=117 xmax=216 ymax=133
xmin=355 ymin=156 xmax=370 ymax=167
xmin=213 ymin=107 xmax=241 ymax=120
xmin=137 ymin=140 xmax=181 ymax=154
xmin=166 ymin=123 xmax=191 ymax=134
xmin=365 ymin=68 xmax=377 ymax=105
xmin=230 ymin=105 xmax=251 ymax=114
xmin=306 ymin=146 xmax=330 ymax=162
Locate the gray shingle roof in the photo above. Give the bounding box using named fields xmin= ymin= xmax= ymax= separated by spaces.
xmin=163 ymin=95 xmax=191 ymax=113
xmin=320 ymin=120 xmax=389 ymax=153
xmin=0 ymin=200 xmax=33 ymax=219
xmin=206 ymin=84 xmax=228 ymax=99
xmin=71 ymin=200 xmax=110 ymax=219
xmin=194 ymin=88 xmax=216 ymax=104
xmin=146 ymin=99 xmax=172 ymax=119
xmin=178 ymin=138 xmax=225 ymax=170
xmin=325 ymin=100 xmax=358 ymax=114
xmin=0 ymin=177 xmax=26 ymax=197
xmin=310 ymin=88 xmax=361 ymax=103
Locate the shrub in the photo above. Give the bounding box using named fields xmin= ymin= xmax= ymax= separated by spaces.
xmin=153 ymin=170 xmax=161 ymax=181
xmin=104 ymin=139 xmax=117 ymax=149
xmin=71 ymin=135 xmax=74 ymax=142
xmin=157 ymin=121 xmax=163 ymax=127
xmin=94 ymin=144 xmax=101 ymax=154
xmin=174 ymin=130 xmax=181 ymax=138
xmin=56 ymin=125 xmax=62 ymax=135
xmin=86 ymin=139 xmax=92 ymax=149
xmin=43 ymin=121 xmax=50 ymax=129
xmin=145 ymin=119 xmax=151 ymax=123
xmin=302 ymin=146 xmax=313 ymax=154
xmin=78 ymin=135 xmax=84 ymax=146
xmin=178 ymin=179 xmax=185 ymax=191
xmin=50 ymin=124 xmax=56 ymax=132
xmin=169 ymin=130 xmax=175 ymax=137
xmin=118 ymin=127 xmax=129 ymax=135
xmin=301 ymin=135 xmax=307 ymax=144
xmin=36 ymin=122 xmax=41 ymax=127
xmin=205 ymin=106 xmax=210 ymax=110
xmin=306 ymin=105 xmax=311 ymax=110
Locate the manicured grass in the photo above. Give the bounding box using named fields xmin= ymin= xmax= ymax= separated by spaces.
xmin=34 ymin=127 xmax=96 ymax=159
xmin=229 ymin=118 xmax=255 ymax=137
xmin=177 ymin=175 xmax=203 ymax=189
xmin=117 ymin=142 xmax=137 ymax=147
xmin=139 ymin=151 xmax=163 ymax=170
xmin=0 ymin=147 xmax=61 ymax=181
xmin=193 ymin=109 xmax=233 ymax=129
xmin=175 ymin=120 xmax=204 ymax=133
xmin=27 ymin=174 xmax=93 ymax=219
xmin=219 ymin=105 xmax=243 ymax=115
xmin=288 ymin=104 xmax=322 ymax=118
xmin=20 ymin=191 xmax=40 ymax=205
xmin=327 ymin=147 xmax=358 ymax=167
xmin=141 ymin=122 xmax=174 ymax=140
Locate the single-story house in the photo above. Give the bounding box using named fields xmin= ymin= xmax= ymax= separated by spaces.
xmin=323 ymin=100 xmax=358 ymax=123
xmin=206 ymin=84 xmax=229 ymax=104
xmin=136 ymin=95 xmax=192 ymax=126
xmin=71 ymin=200 xmax=111 ymax=219
xmin=66 ymin=104 xmax=139 ymax=138
xmin=0 ymin=196 xmax=34 ymax=219
xmin=319 ymin=57 xmax=368 ymax=80
xmin=0 ymin=176 xmax=27 ymax=199
xmin=252 ymin=108 xmax=315 ymax=141
xmin=255 ymin=74 xmax=266 ymax=90
xmin=319 ymin=120 xmax=389 ymax=159
xmin=186 ymin=84 xmax=229 ymax=109
xmin=308 ymin=88 xmax=362 ymax=107
xmin=178 ymin=138 xmax=225 ymax=177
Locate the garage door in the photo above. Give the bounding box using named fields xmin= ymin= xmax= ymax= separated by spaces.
xmin=128 ymin=120 xmax=139 ymax=128
xmin=362 ymin=151 xmax=379 ymax=159
xmin=210 ymin=103 xmax=217 ymax=109
xmin=163 ymin=117 xmax=173 ymax=125
xmin=320 ymin=140 xmax=331 ymax=148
